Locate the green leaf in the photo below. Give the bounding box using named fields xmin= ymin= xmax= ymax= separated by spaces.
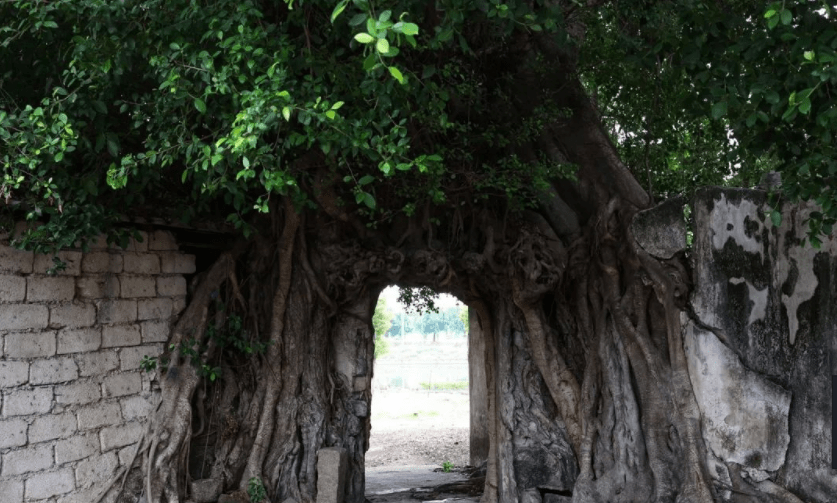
xmin=331 ymin=0 xmax=348 ymax=23
xmin=194 ymin=98 xmax=206 ymax=114
xmin=331 ymin=101 xmax=344 ymax=110
xmin=768 ymin=15 xmax=779 ymax=29
xmin=282 ymin=107 xmax=291 ymax=121
xmin=376 ymin=38 xmax=390 ymax=54
xmin=780 ymin=9 xmax=791 ymax=25
xmin=54 ymin=151 xmax=64 ymax=162
xmin=349 ymin=14 xmax=366 ymax=26
xmin=379 ymin=10 xmax=392 ymax=23
xmin=325 ymin=110 xmax=336 ymax=119
xmin=243 ymin=156 xmax=250 ymax=168
xmin=359 ymin=175 xmax=374 ymax=185
xmin=362 ymin=192 xmax=376 ymax=208
xmin=107 ymin=136 xmax=119 ymax=158
xmin=764 ymin=9 xmax=776 ymax=18
xmin=770 ymin=210 xmax=782 ymax=227
xmin=42 ymin=20 xmax=58 ymax=29
xmin=798 ymin=97 xmax=811 ymax=114
xmin=711 ymin=101 xmax=727 ymax=119
xmin=354 ymin=33 xmax=375 ymax=44
xmin=803 ymin=50 xmax=815 ymax=61
xmin=388 ymin=66 xmax=405 ymax=84
xmin=170 ymin=42 xmax=181 ymax=51
xmin=401 ymin=22 xmax=419 ymax=36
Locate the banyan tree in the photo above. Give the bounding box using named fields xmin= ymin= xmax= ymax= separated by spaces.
xmin=2 ymin=0 xmax=836 ymax=502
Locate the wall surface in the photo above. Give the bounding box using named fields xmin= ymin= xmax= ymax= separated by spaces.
xmin=685 ymin=188 xmax=836 ymax=502
xmin=0 ymin=229 xmax=194 ymax=503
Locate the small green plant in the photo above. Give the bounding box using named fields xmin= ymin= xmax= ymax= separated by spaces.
xmin=247 ymin=476 xmax=267 ymax=502
xmin=442 ymin=461 xmax=453 ymax=473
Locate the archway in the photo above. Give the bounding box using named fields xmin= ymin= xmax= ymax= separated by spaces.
xmin=366 ymin=286 xmax=475 ymax=497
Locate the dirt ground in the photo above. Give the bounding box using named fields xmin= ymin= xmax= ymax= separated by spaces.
xmin=365 ymin=389 xmax=477 ymax=501
xmin=367 ymin=389 xmax=470 ymax=469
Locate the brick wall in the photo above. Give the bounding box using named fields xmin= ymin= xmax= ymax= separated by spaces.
xmin=0 ymin=230 xmax=194 ymax=502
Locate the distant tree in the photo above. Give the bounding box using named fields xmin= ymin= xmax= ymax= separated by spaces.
xmin=458 ymin=307 xmax=468 ymax=338
xmin=372 ymin=297 xmax=393 ymax=359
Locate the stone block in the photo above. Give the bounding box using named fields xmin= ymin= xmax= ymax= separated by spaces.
xmin=543 ymin=495 xmax=572 ymax=503
xmin=161 ymin=252 xmax=196 ymax=274
xmin=172 ymin=296 xmax=187 ymax=316
xmin=76 ymin=350 xmax=118 ymax=377
xmin=126 ymin=231 xmax=148 ymax=252
xmin=0 ymin=304 xmax=49 ymax=331
xmin=121 ymin=394 xmax=156 ymax=420
xmin=74 ymin=450 xmax=118 ymax=489
xmin=157 ymin=276 xmax=187 ymax=297
xmin=3 ymin=386 xmax=52 ymax=416
xmin=25 ymin=468 xmax=76 ymax=499
xmin=191 ymin=478 xmax=223 ymax=503
xmin=141 ymin=320 xmax=170 ymax=343
xmin=118 ymin=444 xmax=136 ymax=466
xmin=102 ymin=324 xmax=141 ymax=348
xmin=100 ymin=420 xmax=143 ymax=450
xmin=30 ymin=357 xmax=79 ymax=385
xmin=77 ymin=276 xmax=120 ymax=299
xmin=80 ymin=252 xmax=123 ymax=274
xmin=120 ymin=345 xmax=161 ymax=371
xmin=0 ymin=244 xmax=34 ymax=273
xmin=5 ymin=331 xmax=55 ymax=358
xmin=316 ymin=447 xmax=348 ymax=503
xmin=138 ymin=298 xmax=172 ymax=321
xmin=0 ymin=418 xmax=28 ymax=448
xmin=0 ymin=360 xmax=29 ymax=388
xmin=2 ymin=442 xmax=53 ymax=475
xmin=96 ymin=299 xmax=136 ymax=324
xmin=55 ymin=433 xmax=99 ymax=464
xmin=55 ymin=382 xmax=100 ymax=405
xmin=149 ymin=230 xmax=178 ymax=250
xmin=57 ymin=327 xmax=101 ymax=354
xmin=29 ymin=411 xmax=77 ymax=443
xmin=27 ymin=275 xmax=75 ymax=302
xmin=103 ymin=372 xmax=142 ymax=398
xmin=77 ymin=402 xmax=122 ymax=430
xmin=0 ymin=478 xmax=24 ymax=503
xmin=34 ymin=251 xmax=83 ymax=276
xmin=0 ymin=274 xmax=26 ymax=301
xmin=119 ymin=275 xmax=156 ymax=298
xmin=123 ymin=253 xmax=160 ymax=274
xmin=50 ymin=303 xmax=96 ymax=329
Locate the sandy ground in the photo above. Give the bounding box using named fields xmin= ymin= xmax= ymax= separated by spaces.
xmin=366 ymin=389 xmax=475 ymax=499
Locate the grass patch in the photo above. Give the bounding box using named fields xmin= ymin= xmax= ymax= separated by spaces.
xmin=419 ymin=381 xmax=468 ymax=391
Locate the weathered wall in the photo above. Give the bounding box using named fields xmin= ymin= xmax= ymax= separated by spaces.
xmin=468 ymin=306 xmax=489 ymax=467
xmin=0 ymin=229 xmax=194 ymax=503
xmin=684 ymin=188 xmax=837 ymax=502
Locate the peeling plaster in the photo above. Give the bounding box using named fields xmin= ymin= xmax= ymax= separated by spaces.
xmin=709 ymin=193 xmax=769 ymax=262
xmin=728 ymin=277 xmax=768 ymax=326
xmin=775 ymin=203 xmax=837 ymax=345
xmin=682 ymin=316 xmax=791 ymax=472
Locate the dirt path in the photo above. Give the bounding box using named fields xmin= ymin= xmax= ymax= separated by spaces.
xmin=366 ymin=389 xmax=476 ymax=500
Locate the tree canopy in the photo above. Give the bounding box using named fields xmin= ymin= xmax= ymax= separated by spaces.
xmin=2 ymin=0 xmax=835 ymax=251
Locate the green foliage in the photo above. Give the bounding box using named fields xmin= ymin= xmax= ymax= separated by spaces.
xmin=458 ymin=306 xmax=468 ymax=336
xmin=2 ymin=0 xmax=834 ymax=251
xmin=389 ymin=304 xmax=466 ymax=340
xmin=442 ymin=461 xmax=454 ymax=472
xmin=0 ymin=0 xmax=572 ymax=253
xmin=247 ymin=477 xmax=267 ymax=503
xmin=372 ymin=297 xmax=393 ymax=359
xmin=582 ymin=0 xmax=837 ymax=238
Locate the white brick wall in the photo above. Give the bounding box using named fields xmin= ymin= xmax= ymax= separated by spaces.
xmin=0 ymin=229 xmax=191 ymax=502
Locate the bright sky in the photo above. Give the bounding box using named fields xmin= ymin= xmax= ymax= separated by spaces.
xmin=379 ymin=285 xmax=464 ymax=314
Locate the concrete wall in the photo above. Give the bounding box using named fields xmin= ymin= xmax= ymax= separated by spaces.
xmin=684 ymin=188 xmax=836 ymax=502
xmin=0 ymin=229 xmax=194 ymax=503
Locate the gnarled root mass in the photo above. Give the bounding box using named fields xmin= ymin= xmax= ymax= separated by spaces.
xmin=115 ymin=195 xmax=732 ymax=503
